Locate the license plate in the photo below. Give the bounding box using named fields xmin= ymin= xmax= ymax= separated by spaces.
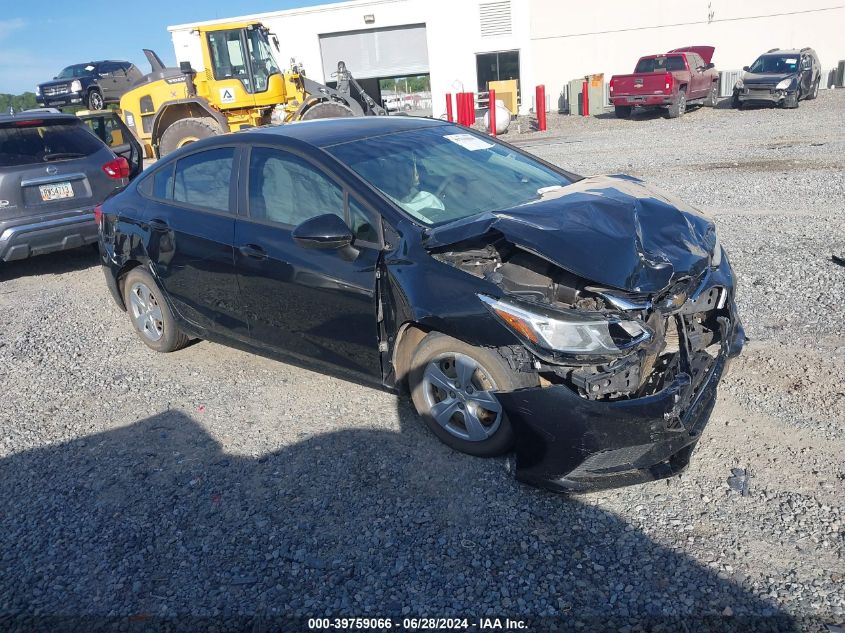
xmin=39 ymin=182 xmax=74 ymax=201
xmin=628 ymin=96 xmax=645 ymax=103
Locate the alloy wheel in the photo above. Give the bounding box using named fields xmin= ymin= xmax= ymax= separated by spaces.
xmin=421 ymin=353 xmax=503 ymax=442
xmin=128 ymin=281 xmax=164 ymax=342
xmin=89 ymin=91 xmax=104 ymax=110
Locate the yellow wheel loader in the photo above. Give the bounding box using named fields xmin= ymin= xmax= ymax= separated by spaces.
xmin=119 ymin=21 xmax=385 ymax=158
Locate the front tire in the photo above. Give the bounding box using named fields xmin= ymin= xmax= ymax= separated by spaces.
xmin=409 ymin=333 xmax=538 ymax=457
xmin=783 ymin=93 xmax=799 ymax=109
xmin=704 ymin=81 xmax=719 ymax=107
xmin=123 ymin=267 xmax=191 ymax=353
xmin=614 ymin=105 xmax=632 ymax=119
xmin=159 ymin=117 xmax=223 ymax=157
xmin=86 ymin=89 xmax=104 ymax=110
xmin=299 ymin=101 xmax=355 ymax=120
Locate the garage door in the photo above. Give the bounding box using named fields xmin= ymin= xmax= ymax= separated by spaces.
xmin=319 ymin=24 xmax=429 ymax=80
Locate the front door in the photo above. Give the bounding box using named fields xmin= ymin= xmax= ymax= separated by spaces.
xmin=143 ymin=146 xmax=244 ymax=336
xmin=234 ymin=146 xmax=382 ymax=378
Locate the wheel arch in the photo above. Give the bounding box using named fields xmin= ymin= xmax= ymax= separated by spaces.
xmin=114 ymin=259 xmax=145 ymax=311
xmin=391 ymin=322 xmax=432 ymax=391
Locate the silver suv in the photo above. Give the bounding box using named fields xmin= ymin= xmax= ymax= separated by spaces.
xmin=0 ymin=112 xmax=128 ymax=262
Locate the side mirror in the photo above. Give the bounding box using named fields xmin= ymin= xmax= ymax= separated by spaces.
xmin=742 ymin=66 xmax=750 ymax=72
xmin=292 ymin=213 xmax=353 ymax=250
xmin=705 ymin=63 xmax=715 ymax=70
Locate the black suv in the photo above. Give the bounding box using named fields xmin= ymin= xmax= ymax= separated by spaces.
xmin=732 ymin=47 xmax=821 ymax=109
xmin=36 ymin=61 xmax=143 ymax=111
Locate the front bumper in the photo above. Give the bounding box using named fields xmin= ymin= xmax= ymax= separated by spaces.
xmin=498 ymin=309 xmax=745 ymax=493
xmin=0 ymin=210 xmax=97 ymax=261
xmin=735 ymin=88 xmax=792 ymax=104
xmin=36 ymin=92 xmax=83 ymax=108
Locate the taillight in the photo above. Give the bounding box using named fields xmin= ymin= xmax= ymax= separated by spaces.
xmin=609 ymin=80 xmax=615 ymax=93
xmin=664 ymin=72 xmax=674 ymax=92
xmin=102 ymin=157 xmax=130 ymax=180
xmin=94 ymin=204 xmax=103 ymax=225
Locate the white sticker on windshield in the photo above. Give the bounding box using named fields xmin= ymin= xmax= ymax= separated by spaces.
xmin=85 ymin=65 xmax=95 ymax=71
xmin=785 ymin=58 xmax=797 ymax=64
xmin=444 ymin=133 xmax=494 ymax=151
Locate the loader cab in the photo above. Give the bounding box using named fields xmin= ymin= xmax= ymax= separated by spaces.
xmin=201 ymin=24 xmax=284 ymax=108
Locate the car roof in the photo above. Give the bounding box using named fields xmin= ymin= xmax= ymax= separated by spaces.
xmin=239 ymin=116 xmax=449 ymax=148
xmin=0 ymin=112 xmax=80 ymax=125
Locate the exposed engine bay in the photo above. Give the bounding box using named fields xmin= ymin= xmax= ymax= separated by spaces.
xmin=432 ymin=234 xmax=730 ymax=403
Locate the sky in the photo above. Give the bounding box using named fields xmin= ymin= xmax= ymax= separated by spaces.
xmin=0 ymin=0 xmax=347 ymax=94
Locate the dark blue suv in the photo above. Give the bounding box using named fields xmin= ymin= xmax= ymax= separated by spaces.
xmin=36 ymin=61 xmax=142 ymax=111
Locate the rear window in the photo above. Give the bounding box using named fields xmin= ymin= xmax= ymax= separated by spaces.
xmin=634 ymin=56 xmax=686 ymax=73
xmin=0 ymin=120 xmax=105 ymax=168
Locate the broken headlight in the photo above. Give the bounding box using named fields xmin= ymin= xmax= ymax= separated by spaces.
xmin=711 ymin=233 xmax=722 ymax=268
xmin=776 ymin=78 xmax=794 ymax=91
xmin=479 ymin=295 xmax=651 ymax=355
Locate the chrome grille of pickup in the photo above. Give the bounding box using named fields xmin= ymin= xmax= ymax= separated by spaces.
xmin=43 ymin=85 xmax=69 ymax=97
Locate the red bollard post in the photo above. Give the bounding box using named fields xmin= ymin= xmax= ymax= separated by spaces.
xmin=582 ymin=79 xmax=589 ymax=117
xmin=455 ymin=92 xmax=463 ymax=125
xmin=488 ymin=89 xmax=496 ymax=136
xmin=536 ymin=85 xmax=547 ymax=131
xmin=446 ymin=93 xmax=454 ymax=122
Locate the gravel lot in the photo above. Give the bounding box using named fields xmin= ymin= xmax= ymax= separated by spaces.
xmin=1 ymin=92 xmax=843 ymax=632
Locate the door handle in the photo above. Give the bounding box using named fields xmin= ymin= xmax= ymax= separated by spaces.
xmin=239 ymin=244 xmax=267 ymax=260
xmin=148 ymin=218 xmax=169 ymax=232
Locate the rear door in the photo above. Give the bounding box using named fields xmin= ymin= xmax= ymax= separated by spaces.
xmin=141 ymin=146 xmax=244 ymax=337
xmin=233 ymin=145 xmax=382 ymax=377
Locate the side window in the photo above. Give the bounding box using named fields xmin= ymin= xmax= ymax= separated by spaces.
xmin=248 ymin=147 xmax=344 ymax=226
xmin=152 ymin=163 xmax=175 ymax=199
xmin=349 ymin=197 xmax=380 ymax=244
xmin=173 ymin=148 xmax=234 ymax=212
xmin=98 ymin=62 xmax=115 ymax=77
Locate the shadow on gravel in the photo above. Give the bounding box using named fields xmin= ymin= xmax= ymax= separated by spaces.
xmin=0 ymin=410 xmax=811 ymax=632
xmin=0 ymin=246 xmax=99 ymax=282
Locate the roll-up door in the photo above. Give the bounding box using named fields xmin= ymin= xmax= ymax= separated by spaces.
xmin=319 ymin=24 xmax=429 ymax=80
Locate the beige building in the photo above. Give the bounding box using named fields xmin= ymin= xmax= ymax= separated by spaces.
xmin=169 ymin=0 xmax=845 ymax=116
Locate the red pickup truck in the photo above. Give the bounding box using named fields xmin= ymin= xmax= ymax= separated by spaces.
xmin=609 ymin=46 xmax=720 ymax=119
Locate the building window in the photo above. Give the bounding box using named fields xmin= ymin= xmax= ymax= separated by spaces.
xmin=476 ymin=50 xmax=520 ymax=103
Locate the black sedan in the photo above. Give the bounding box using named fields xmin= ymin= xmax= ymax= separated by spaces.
xmin=98 ymin=116 xmax=744 ymax=492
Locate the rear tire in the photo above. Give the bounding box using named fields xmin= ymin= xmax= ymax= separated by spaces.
xmin=806 ymin=78 xmax=820 ymax=100
xmin=122 ymin=267 xmax=191 ymax=353
xmin=614 ymin=105 xmax=632 ymax=119
xmin=409 ymin=332 xmax=538 ymax=457
xmin=667 ymin=89 xmax=686 ymax=118
xmin=159 ymin=117 xmax=223 ymax=157
xmin=299 ymin=101 xmax=355 ymax=120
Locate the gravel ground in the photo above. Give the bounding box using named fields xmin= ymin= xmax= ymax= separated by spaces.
xmin=1 ymin=92 xmax=843 ymax=632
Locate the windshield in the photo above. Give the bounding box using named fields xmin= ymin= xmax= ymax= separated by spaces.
xmin=634 ymin=56 xmax=686 ymax=73
xmin=328 ymin=125 xmax=577 ymax=226
xmin=0 ymin=120 xmax=105 ymax=167
xmin=247 ymin=28 xmax=280 ymax=92
xmin=749 ymin=55 xmax=799 ymax=74
xmin=56 ymin=64 xmax=94 ymax=79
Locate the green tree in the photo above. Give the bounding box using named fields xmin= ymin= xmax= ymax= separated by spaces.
xmin=0 ymin=92 xmax=38 ymax=114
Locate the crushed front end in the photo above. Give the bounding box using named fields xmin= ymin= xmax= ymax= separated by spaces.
xmin=431 ymin=231 xmax=744 ymax=492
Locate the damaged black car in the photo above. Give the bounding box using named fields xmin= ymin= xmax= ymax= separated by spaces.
xmin=98 ymin=117 xmax=744 ymax=492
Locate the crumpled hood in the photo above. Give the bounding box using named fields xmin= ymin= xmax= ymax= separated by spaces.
xmin=743 ymin=72 xmax=796 ymax=85
xmin=424 ymin=174 xmax=717 ymax=294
